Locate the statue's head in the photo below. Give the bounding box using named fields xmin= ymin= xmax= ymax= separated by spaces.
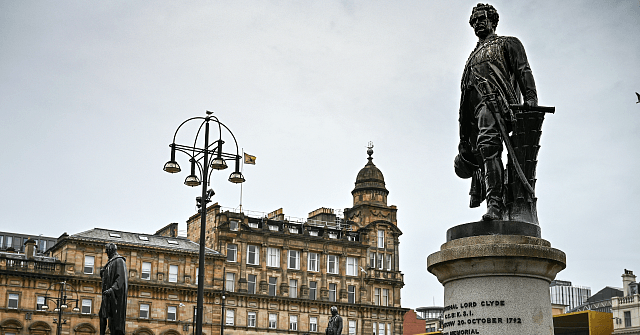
xmin=469 ymin=3 xmax=499 ymax=39
xmin=105 ymin=243 xmax=118 ymax=259
xmin=330 ymin=306 xmax=338 ymax=316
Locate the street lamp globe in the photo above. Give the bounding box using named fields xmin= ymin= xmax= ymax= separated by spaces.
xmin=210 ymin=157 xmax=228 ymax=170
xmin=228 ymin=171 xmax=245 ymax=184
xmin=184 ymin=175 xmax=200 ymax=187
xmin=163 ymin=161 xmax=181 ymax=173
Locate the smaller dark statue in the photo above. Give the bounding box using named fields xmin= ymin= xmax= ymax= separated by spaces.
xmin=325 ymin=306 xmax=343 ymax=335
xmin=456 ymin=3 xmax=554 ymax=224
xmin=100 ymin=243 xmax=128 ymax=335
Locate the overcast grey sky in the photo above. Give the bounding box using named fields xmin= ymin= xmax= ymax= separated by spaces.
xmin=1 ymin=1 xmax=639 ymax=309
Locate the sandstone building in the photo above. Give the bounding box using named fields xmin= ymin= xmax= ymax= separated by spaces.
xmin=187 ymin=147 xmax=407 ymax=335
xmin=0 ymin=226 xmax=226 ymax=335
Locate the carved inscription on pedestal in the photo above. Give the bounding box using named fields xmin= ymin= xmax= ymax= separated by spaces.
xmin=441 ymin=300 xmax=521 ymax=335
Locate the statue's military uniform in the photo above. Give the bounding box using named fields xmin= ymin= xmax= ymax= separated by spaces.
xmin=458 ymin=34 xmax=537 ymax=210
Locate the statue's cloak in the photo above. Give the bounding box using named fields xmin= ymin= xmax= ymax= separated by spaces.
xmin=100 ymin=255 xmax=128 ymax=334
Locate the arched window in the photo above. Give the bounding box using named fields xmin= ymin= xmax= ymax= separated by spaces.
xmin=73 ymin=323 xmax=96 ymax=335
xmin=28 ymin=321 xmax=51 ymax=335
xmin=1 ymin=318 xmax=24 ymax=335
xmin=132 ymin=327 xmax=154 ymax=335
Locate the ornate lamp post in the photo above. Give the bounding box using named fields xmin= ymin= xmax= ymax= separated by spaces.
xmin=40 ymin=281 xmax=80 ymax=335
xmin=163 ymin=111 xmax=245 ymax=335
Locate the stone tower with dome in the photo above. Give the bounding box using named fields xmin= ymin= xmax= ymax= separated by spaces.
xmin=344 ymin=143 xmax=405 ymax=334
xmin=345 ymin=143 xmax=398 ymax=228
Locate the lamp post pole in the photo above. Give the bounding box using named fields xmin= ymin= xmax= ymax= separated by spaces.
xmin=163 ymin=111 xmax=245 ymax=335
xmin=56 ymin=283 xmax=64 ymax=335
xmin=194 ymin=119 xmax=209 ymax=335
xmin=42 ymin=281 xmax=80 ymax=335
xmin=220 ymin=267 xmax=226 ymax=335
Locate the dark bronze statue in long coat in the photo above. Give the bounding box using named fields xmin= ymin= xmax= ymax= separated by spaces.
xmin=457 ymin=3 xmax=538 ymax=221
xmin=325 ymin=306 xmax=343 ymax=335
xmin=100 ymin=243 xmax=128 ymax=335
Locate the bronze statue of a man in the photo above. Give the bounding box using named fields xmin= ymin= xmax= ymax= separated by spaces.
xmin=457 ymin=3 xmax=538 ymax=220
xmin=325 ymin=306 xmax=343 ymax=335
xmin=100 ymin=243 xmax=128 ymax=335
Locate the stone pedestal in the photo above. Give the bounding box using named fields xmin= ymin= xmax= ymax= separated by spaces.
xmin=427 ymin=221 xmax=565 ymax=335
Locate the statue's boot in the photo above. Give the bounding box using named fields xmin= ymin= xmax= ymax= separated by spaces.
xmin=482 ymin=156 xmax=503 ymax=221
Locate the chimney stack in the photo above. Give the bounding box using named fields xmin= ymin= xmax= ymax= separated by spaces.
xmin=622 ymin=269 xmax=637 ymax=296
xmin=24 ymin=238 xmax=36 ymax=259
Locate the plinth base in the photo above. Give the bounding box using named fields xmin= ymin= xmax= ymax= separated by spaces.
xmin=427 ymin=232 xmax=566 ymax=335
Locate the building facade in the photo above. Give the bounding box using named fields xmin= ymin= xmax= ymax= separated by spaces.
xmin=187 ymin=147 xmax=406 ymax=335
xmin=402 ymin=309 xmax=426 ymax=335
xmin=569 ymin=286 xmax=624 ymax=314
xmin=612 ymin=269 xmax=640 ymax=334
xmin=0 ymin=226 xmax=225 ymax=335
xmin=414 ymin=307 xmax=443 ymax=333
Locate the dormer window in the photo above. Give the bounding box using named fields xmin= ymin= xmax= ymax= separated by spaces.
xmin=268 ymin=225 xmax=279 ymax=232
xmin=309 ymin=231 xmax=319 ymax=237
xmin=329 ymin=232 xmax=338 ymax=239
xmin=229 ymin=221 xmax=238 ymax=231
xmin=248 ymin=222 xmax=259 ymax=229
xmin=289 ymin=227 xmax=299 ymax=234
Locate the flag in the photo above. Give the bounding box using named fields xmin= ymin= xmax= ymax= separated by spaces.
xmin=244 ymin=153 xmax=256 ymax=165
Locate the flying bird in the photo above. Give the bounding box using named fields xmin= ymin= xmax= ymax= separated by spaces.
xmin=636 ymin=92 xmax=640 ymax=103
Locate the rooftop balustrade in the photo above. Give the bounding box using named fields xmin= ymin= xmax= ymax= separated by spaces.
xmin=0 ymin=253 xmax=64 ymax=273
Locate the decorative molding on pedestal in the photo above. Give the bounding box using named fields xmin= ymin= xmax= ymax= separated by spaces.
xmin=428 ymin=228 xmax=566 ymax=335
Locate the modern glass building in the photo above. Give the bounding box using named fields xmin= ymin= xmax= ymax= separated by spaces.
xmin=0 ymin=230 xmax=56 ymax=254
xmin=550 ymin=280 xmax=592 ymax=311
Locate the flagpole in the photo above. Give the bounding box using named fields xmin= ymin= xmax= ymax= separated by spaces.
xmin=239 ymin=148 xmax=244 ymax=213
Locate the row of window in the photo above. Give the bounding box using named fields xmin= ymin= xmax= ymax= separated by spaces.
xmin=225 ymin=310 xmax=315 ymax=330
xmin=7 ymin=294 xmax=93 ymax=314
xmin=223 ymin=274 xmax=391 ymax=306
xmin=82 ymin=252 xmax=391 ymax=287
xmin=226 ymin=246 xmax=366 ymax=275
xmin=369 ymin=252 xmax=394 ymax=271
xmin=83 ymin=256 xmax=199 ymax=284
xmin=228 ymin=221 xmax=358 ymax=241
xmin=8 ymin=294 xmax=178 ymax=322
xmin=225 ymin=310 xmax=384 ymax=334
xmin=373 ymin=322 xmax=394 ymax=335
xmin=228 ymin=222 xmax=388 ymax=248
xmin=8 ymin=293 xmax=392 ymax=328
